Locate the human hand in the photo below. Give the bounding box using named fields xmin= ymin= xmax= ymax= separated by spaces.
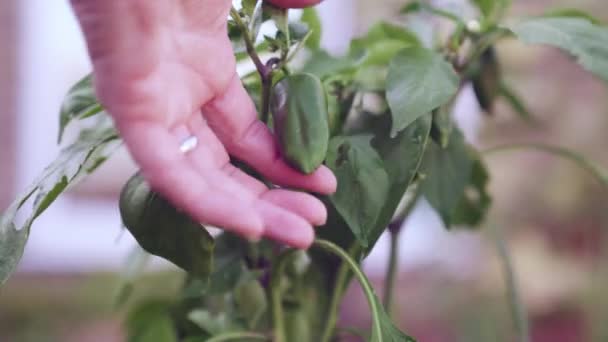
xmin=71 ymin=0 xmax=334 ymax=249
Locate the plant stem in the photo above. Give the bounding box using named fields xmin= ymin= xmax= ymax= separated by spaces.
xmin=269 ymin=249 xmax=299 ymax=342
xmin=205 ymin=332 xmax=269 ymax=342
xmin=314 ymin=240 xmax=382 ymax=342
xmin=319 ymin=245 xmax=357 ymax=342
xmin=260 ymin=77 xmax=273 ymax=124
xmin=483 ymin=143 xmax=608 ymax=189
xmin=459 ymin=27 xmax=510 ymax=74
xmin=491 ymin=225 xmax=530 ymax=342
xmin=383 ymin=191 xmax=420 ymax=316
xmin=230 ymin=6 xmax=274 ymax=124
xmin=230 ymin=7 xmax=265 ymax=76
xmin=383 ymin=227 xmax=400 ymax=314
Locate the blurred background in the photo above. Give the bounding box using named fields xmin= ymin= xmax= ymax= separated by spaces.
xmin=1 ymin=0 xmax=608 ymax=341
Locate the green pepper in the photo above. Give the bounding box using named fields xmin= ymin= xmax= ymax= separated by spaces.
xmin=271 ymin=72 xmax=330 ymax=174
xmin=119 ymin=173 xmax=214 ymax=278
xmin=472 ymin=46 xmax=501 ymax=114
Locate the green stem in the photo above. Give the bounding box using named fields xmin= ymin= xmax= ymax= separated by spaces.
xmin=383 ymin=191 xmax=420 ymax=316
xmin=230 ymin=7 xmax=266 ymax=76
xmin=230 ymin=6 xmax=275 ymax=124
xmin=260 ymin=77 xmax=273 ymax=124
xmin=314 ymin=240 xmax=382 ymax=342
xmin=459 ymin=28 xmax=510 ymax=74
xmin=205 ymin=332 xmax=269 ymax=342
xmin=269 ymin=249 xmax=299 ymax=342
xmin=491 ymin=225 xmax=530 ymax=342
xmin=484 ymin=143 xmax=608 ymax=189
xmin=383 ymin=229 xmax=399 ymax=314
xmin=319 ymin=245 xmax=359 ymax=342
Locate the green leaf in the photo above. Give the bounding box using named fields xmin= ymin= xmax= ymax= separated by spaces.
xmin=471 ymin=0 xmax=510 ymax=22
xmin=326 ymin=135 xmax=390 ymax=247
xmin=386 ymin=47 xmax=459 ymax=136
xmin=420 ymin=130 xmax=474 ymax=228
xmin=188 ymin=310 xmax=238 ymax=336
xmin=58 ymin=74 xmax=104 ymax=142
xmin=0 ymin=115 xmax=119 ymax=285
xmin=300 ymin=50 xmax=357 ymax=79
xmin=509 ymin=17 xmax=608 ymax=82
xmin=352 ymin=22 xmax=420 ymax=50
xmin=369 ymin=115 xmax=432 ymax=249
xmin=371 ymin=294 xmax=416 ymax=342
xmin=358 ymin=40 xmax=415 ymax=68
xmin=450 ymin=157 xmax=492 ymax=227
xmin=544 ymin=8 xmax=603 ymax=25
xmin=498 ymin=82 xmax=536 ymax=124
xmin=119 ymin=173 xmax=215 ymax=279
xmin=301 ymin=8 xmax=322 ymax=49
xmin=234 ymin=276 xmax=267 ymax=329
xmin=126 ymin=301 xmax=178 ymax=342
xmin=242 ymin=0 xmax=257 ymax=18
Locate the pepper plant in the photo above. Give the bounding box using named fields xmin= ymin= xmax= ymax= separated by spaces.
xmin=2 ymin=1 xmax=608 ymax=341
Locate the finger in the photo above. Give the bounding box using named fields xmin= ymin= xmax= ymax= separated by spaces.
xmin=261 ymin=189 xmax=327 ymax=226
xmin=117 ymin=119 xmax=264 ymax=239
xmin=222 ymin=163 xmax=268 ymax=195
xmin=254 ymin=201 xmax=315 ymax=249
xmin=203 ymin=74 xmax=337 ymax=195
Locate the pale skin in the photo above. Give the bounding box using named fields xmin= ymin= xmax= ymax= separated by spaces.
xmin=70 ymin=0 xmax=331 ymax=249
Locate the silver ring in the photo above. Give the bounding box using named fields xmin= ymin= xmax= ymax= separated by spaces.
xmin=179 ymin=135 xmax=198 ymax=154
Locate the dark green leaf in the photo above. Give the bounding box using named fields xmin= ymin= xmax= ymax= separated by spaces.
xmin=386 ymin=47 xmax=459 ymax=136
xmin=544 ymin=8 xmax=603 ymax=25
xmin=0 ymin=115 xmax=119 ymax=285
xmin=510 ymin=17 xmax=608 ymax=82
xmin=119 ymin=173 xmax=215 ymax=278
xmin=371 ymin=294 xmax=417 ymax=342
xmin=450 ymin=156 xmax=492 ymax=227
xmin=58 ymin=74 xmax=104 ymax=142
xmin=498 ymin=82 xmax=536 ymax=124
xmin=369 ymin=115 xmax=432 ymax=249
xmin=326 ymin=135 xmax=390 ymax=247
xmin=228 ymin=19 xmax=247 ymax=54
xmin=420 ymin=130 xmax=474 ymax=228
xmin=301 ymin=8 xmax=322 ymax=49
xmin=126 ymin=301 xmax=178 ymax=342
